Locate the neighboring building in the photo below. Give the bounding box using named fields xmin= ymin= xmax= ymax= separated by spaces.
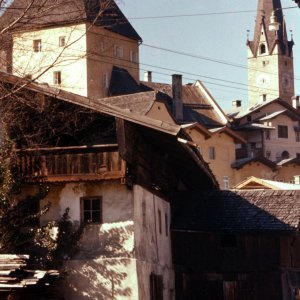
xmin=247 ymin=0 xmax=294 ymax=106
xmin=172 ymin=190 xmax=300 ymax=300
xmin=294 ymin=0 xmax=300 ymax=8
xmin=233 ymin=176 xmax=300 ymax=190
xmin=0 ymin=0 xmax=141 ymax=99
xmin=105 ymin=67 xmax=245 ymax=189
xmin=0 ymin=71 xmax=217 ymax=300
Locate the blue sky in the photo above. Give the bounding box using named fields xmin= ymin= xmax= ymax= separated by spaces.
xmin=120 ymin=0 xmax=300 ymax=111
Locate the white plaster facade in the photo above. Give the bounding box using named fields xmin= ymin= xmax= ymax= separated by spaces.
xmin=27 ymin=181 xmax=174 ymax=300
xmin=12 ymin=23 xmax=139 ymax=99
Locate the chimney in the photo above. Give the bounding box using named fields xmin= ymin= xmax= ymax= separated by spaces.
xmin=292 ymin=96 xmax=300 ymax=109
xmin=172 ymin=74 xmax=183 ymax=122
xmin=232 ymin=100 xmax=242 ymax=108
xmin=144 ymin=71 xmax=152 ymax=82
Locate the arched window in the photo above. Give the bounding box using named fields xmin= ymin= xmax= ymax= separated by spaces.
xmin=260 ymin=44 xmax=266 ymax=55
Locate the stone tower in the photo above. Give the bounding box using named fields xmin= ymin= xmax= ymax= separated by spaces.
xmin=247 ymin=0 xmax=294 ymax=106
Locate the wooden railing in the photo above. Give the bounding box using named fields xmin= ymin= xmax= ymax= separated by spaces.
xmin=17 ymin=147 xmax=125 ymax=182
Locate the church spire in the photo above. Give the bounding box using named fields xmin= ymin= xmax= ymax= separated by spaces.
xmin=247 ymin=0 xmax=295 ymax=106
xmin=247 ymin=0 xmax=293 ymax=56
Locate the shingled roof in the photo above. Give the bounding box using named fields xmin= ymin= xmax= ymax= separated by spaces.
xmin=0 ymin=0 xmax=142 ymax=41
xmin=172 ymin=190 xmax=300 ymax=233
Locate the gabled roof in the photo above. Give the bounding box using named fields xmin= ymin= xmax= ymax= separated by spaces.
xmin=231 ymin=156 xmax=277 ymax=170
xmin=233 ymin=176 xmax=300 ymax=190
xmin=208 ymin=126 xmax=246 ymax=143
xmin=141 ymin=81 xmax=227 ymax=128
xmin=247 ymin=0 xmax=293 ymax=56
xmin=230 ymin=98 xmax=300 ymax=121
xmin=172 ymin=190 xmax=300 ymax=233
xmin=277 ymin=157 xmax=300 ymax=166
xmin=0 ymin=0 xmax=142 ymax=41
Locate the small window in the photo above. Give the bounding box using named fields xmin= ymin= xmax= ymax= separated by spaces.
xmin=223 ymin=176 xmax=229 ymax=190
xmin=262 ymin=94 xmax=267 ymax=102
xmin=81 ymin=197 xmax=102 ymax=223
xmin=247 ymin=115 xmax=252 ymax=122
xmin=113 ymin=44 xmax=123 ymax=58
xmin=33 ymin=39 xmax=42 ymax=52
xmin=260 ymin=44 xmax=266 ymax=54
xmin=266 ymin=150 xmax=271 ymax=159
xmin=142 ymin=201 xmax=146 ymax=228
xmin=266 ymin=130 xmax=271 ymax=140
xmin=158 ymin=209 xmax=162 ymax=235
xmin=165 ymin=213 xmax=168 ymax=236
xmin=209 ymin=147 xmax=216 ymax=160
xmin=103 ymin=72 xmax=109 ymax=89
xmin=150 ymin=274 xmax=163 ymax=300
xmin=296 ymin=132 xmax=300 ymax=142
xmin=130 ymin=50 xmax=138 ymax=63
xmin=59 ymin=36 xmax=66 ymax=47
xmin=278 ymin=125 xmax=288 ymax=138
xmin=53 ymin=71 xmax=61 ymax=85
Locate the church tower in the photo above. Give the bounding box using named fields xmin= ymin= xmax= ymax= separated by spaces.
xmin=247 ymin=0 xmax=294 ymax=106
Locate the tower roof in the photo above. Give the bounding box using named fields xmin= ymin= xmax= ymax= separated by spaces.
xmin=248 ymin=0 xmax=293 ymax=55
xmin=0 ymin=0 xmax=142 ymax=42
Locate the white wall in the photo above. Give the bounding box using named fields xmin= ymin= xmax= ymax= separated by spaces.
xmin=133 ymin=185 xmax=175 ymax=300
xmin=13 ymin=24 xmax=88 ymax=96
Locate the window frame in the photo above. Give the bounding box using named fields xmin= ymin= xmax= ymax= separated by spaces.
xmin=81 ymin=196 xmax=102 ymax=224
xmin=33 ymin=39 xmax=42 ymax=52
xmin=278 ymin=125 xmax=288 ymax=139
xmin=208 ymin=146 xmax=216 ymax=160
xmin=53 ymin=71 xmax=62 ymax=85
xmin=59 ymin=36 xmax=66 ymax=47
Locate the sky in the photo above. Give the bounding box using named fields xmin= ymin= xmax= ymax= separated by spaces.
xmin=119 ymin=0 xmax=300 ymax=111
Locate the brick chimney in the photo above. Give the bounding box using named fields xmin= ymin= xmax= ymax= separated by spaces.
xmin=172 ymin=74 xmax=183 ymax=122
xmin=144 ymin=71 xmax=152 ymax=82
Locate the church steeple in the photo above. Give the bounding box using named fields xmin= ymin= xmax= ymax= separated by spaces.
xmin=247 ymin=0 xmax=295 ymax=106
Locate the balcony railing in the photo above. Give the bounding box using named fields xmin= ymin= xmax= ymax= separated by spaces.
xmin=17 ymin=146 xmax=125 ymax=182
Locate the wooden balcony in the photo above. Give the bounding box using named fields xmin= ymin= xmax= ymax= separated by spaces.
xmin=17 ymin=145 xmax=126 ymax=182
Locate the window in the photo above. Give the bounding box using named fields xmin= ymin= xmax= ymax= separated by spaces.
xmin=247 ymin=115 xmax=252 ymax=122
xmin=260 ymin=43 xmax=266 ymax=54
xmin=142 ymin=201 xmax=146 ymax=228
xmin=113 ymin=44 xmax=123 ymax=58
xmin=209 ymin=147 xmax=216 ymax=160
xmin=165 ymin=213 xmax=168 ymax=236
xmin=130 ymin=50 xmax=138 ymax=63
xmin=223 ymin=176 xmax=229 ymax=190
xmin=53 ymin=71 xmax=62 ymax=85
xmin=262 ymin=60 xmax=269 ymax=67
xmin=33 ymin=39 xmax=42 ymax=52
xmin=59 ymin=36 xmax=66 ymax=47
xmin=262 ymin=94 xmax=267 ymax=102
xmin=266 ymin=150 xmax=271 ymax=159
xmin=103 ymin=73 xmax=109 ymax=89
xmin=158 ymin=209 xmax=162 ymax=235
xmin=266 ymin=130 xmax=271 ymax=140
xmin=150 ymin=274 xmax=163 ymax=300
xmin=278 ymin=125 xmax=288 ymax=138
xmin=81 ymin=197 xmax=102 ymax=223
xmin=296 ymin=132 xmax=300 ymax=142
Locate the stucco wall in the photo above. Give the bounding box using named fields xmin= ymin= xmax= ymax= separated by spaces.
xmin=133 ymin=185 xmax=175 ymax=300
xmin=187 ymin=128 xmax=236 ymax=189
xmin=12 ymin=24 xmax=88 ymax=96
xmin=233 ymin=163 xmax=275 ymax=185
xmin=86 ymin=26 xmax=139 ymax=99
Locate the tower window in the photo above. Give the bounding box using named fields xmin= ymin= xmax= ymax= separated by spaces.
xmin=260 ymin=44 xmax=266 ymax=55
